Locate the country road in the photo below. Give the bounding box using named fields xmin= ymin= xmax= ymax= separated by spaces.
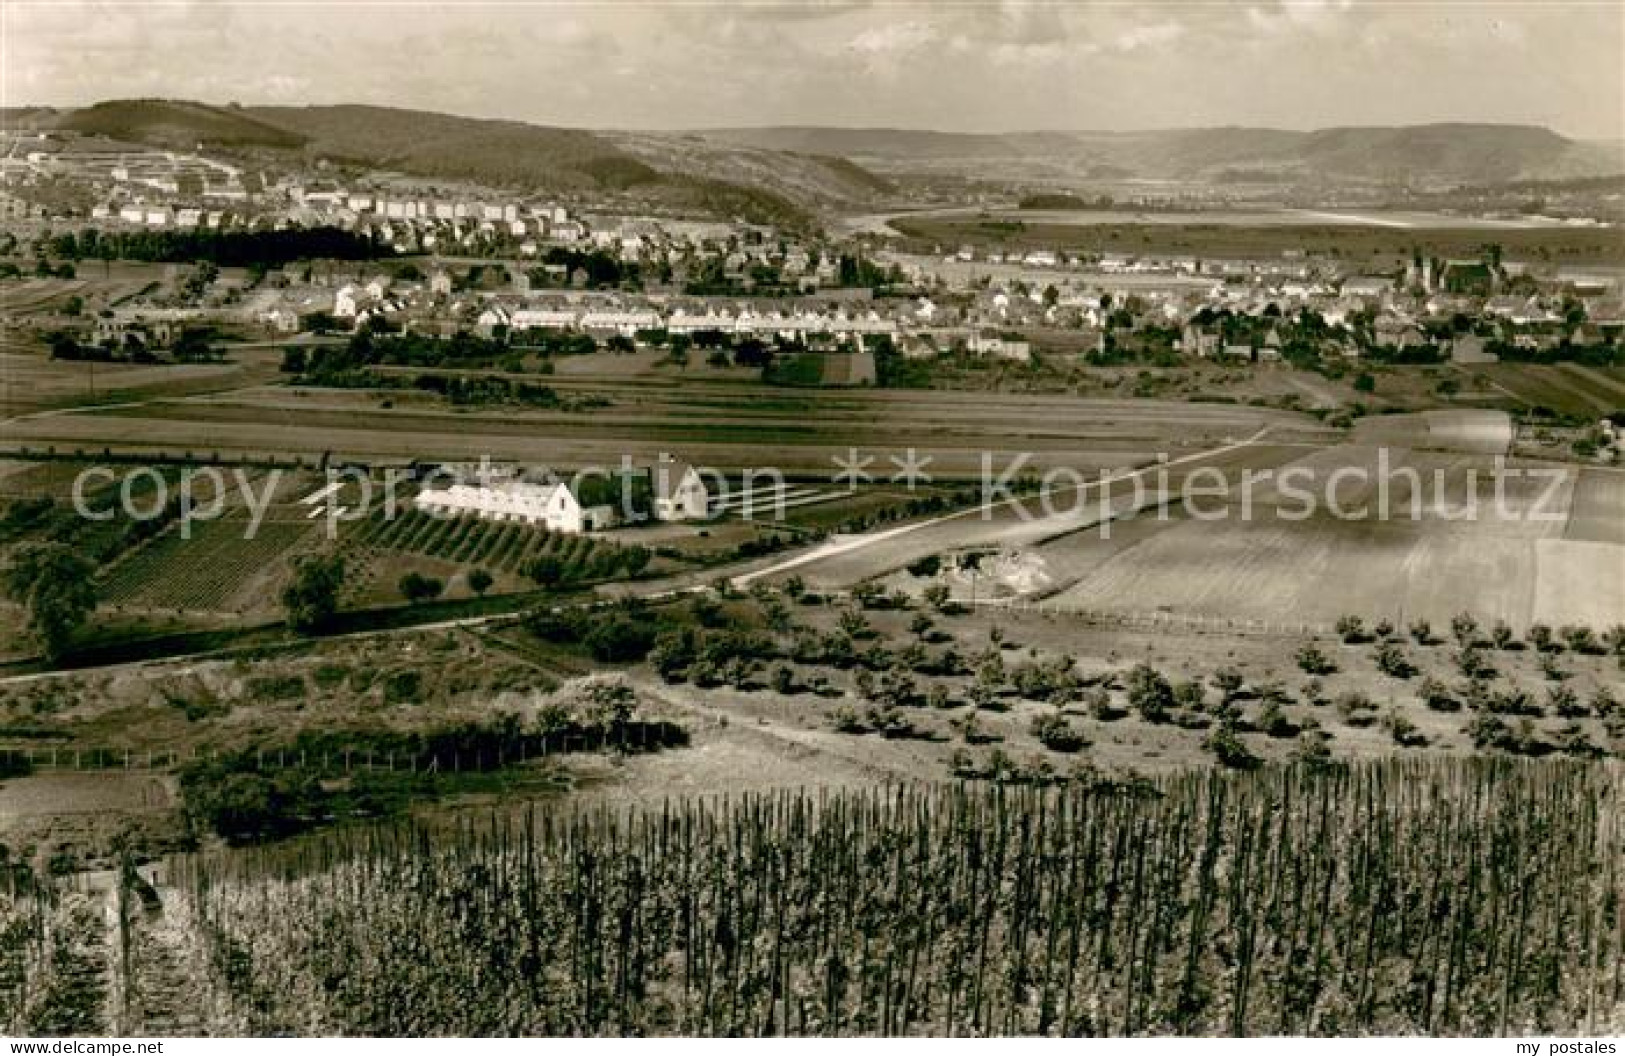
xmin=731 ymin=426 xmax=1276 ymax=589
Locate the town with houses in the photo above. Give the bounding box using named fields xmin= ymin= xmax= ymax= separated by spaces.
xmin=4 ymin=129 xmax=1623 ymax=386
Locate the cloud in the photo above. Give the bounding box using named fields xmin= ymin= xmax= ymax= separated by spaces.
xmin=1 ymin=0 xmax=1618 ymax=138
xmin=846 ymin=20 xmax=936 ymax=57
xmin=1113 ymin=21 xmax=1186 ymax=53
xmin=1246 ymin=0 xmax=1354 ymax=36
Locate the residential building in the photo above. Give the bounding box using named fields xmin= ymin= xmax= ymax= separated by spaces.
xmin=649 ymin=456 xmax=709 ymax=521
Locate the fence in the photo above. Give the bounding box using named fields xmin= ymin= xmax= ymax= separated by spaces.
xmin=0 ymin=720 xmax=691 ymax=776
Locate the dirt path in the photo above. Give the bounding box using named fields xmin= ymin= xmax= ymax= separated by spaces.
xmin=120 ymin=885 xmax=210 ymax=1036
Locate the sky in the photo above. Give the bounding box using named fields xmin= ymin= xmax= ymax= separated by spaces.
xmin=3 ymin=0 xmax=1623 ymax=139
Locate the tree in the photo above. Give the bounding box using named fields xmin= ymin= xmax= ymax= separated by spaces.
xmin=907 ymin=554 xmax=942 ymax=578
xmin=585 ymin=618 xmax=655 ymax=663
xmin=2 ymin=544 xmax=97 ymax=659
xmin=523 ymin=554 xmax=565 ymax=588
xmin=399 ymin=571 xmax=444 ymax=604
xmin=467 ymin=568 xmax=494 ymax=597
xmin=576 ymin=677 xmax=636 ymax=729
xmin=1126 ymin=664 xmax=1174 ymax=723
xmin=282 ymin=553 xmax=345 ymax=632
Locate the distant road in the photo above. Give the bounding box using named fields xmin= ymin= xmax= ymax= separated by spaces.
xmin=731 ymin=426 xmax=1273 ymax=588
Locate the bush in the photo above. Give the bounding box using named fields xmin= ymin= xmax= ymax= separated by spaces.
xmin=1256 ymin=700 xmax=1298 ymax=738
xmin=1291 ymin=729 xmax=1340 ymax=772
xmin=245 ymin=674 xmax=306 ymax=702
xmin=586 ymin=618 xmax=656 ymax=663
xmin=1374 ymin=642 xmax=1416 ymax=678
xmin=1031 ymin=712 xmax=1087 ymax=753
xmin=1418 ymin=677 xmax=1460 ymax=712
xmin=1295 ymin=643 xmax=1336 ymax=675
xmin=383 ymin=669 xmax=423 ymax=705
xmin=1203 ymin=722 xmax=1260 ymax=770
xmin=1549 ymin=685 xmax=1587 ymax=718
xmin=1335 ymin=691 xmax=1377 ymax=727
xmin=399 ymin=571 xmax=444 ymax=604
xmin=906 ymin=554 xmax=942 ymax=578
xmin=1381 ymin=709 xmax=1426 ymax=747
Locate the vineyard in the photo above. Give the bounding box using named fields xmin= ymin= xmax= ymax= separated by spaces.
xmin=99 ymin=510 xmax=314 ymax=614
xmin=337 ymin=506 xmax=650 ymax=600
xmin=5 ymin=759 xmax=1618 ymax=1036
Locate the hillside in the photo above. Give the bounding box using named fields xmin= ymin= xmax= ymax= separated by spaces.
xmin=245 ymin=104 xmax=642 ymax=191
xmin=30 ymin=100 xmax=839 ymax=228
xmin=698 ymin=123 xmax=1625 ymax=186
xmin=50 ymin=98 xmax=309 ymax=149
xmin=608 ymin=131 xmax=897 ymax=207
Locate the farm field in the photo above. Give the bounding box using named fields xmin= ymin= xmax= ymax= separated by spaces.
xmin=88 ymin=469 xmax=320 ymax=616
xmin=1037 ymin=442 xmax=1622 ymax=629
xmin=27 ymin=761 xmax=1603 ymax=1036
xmin=1462 ymin=363 xmax=1625 ymax=418
xmin=890 ymin=215 xmax=1625 ymax=264
xmin=1565 ymin=467 xmax=1625 ymax=545
xmin=333 ymin=502 xmax=652 ymax=606
xmin=2 ymin=383 xmax=1326 ymax=476
xmin=99 ymin=511 xmax=315 ymax=616
xmin=746 ymin=441 xmax=1314 ymax=589
xmin=0 ymin=347 xmax=287 ymax=417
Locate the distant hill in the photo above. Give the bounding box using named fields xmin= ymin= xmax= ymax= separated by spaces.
xmin=698 ymin=123 xmax=1624 ymax=186
xmin=35 ymin=100 xmax=1616 ymax=218
xmin=29 ymin=100 xmax=851 ymax=229
xmin=51 ymin=99 xmax=309 ymax=149
xmin=245 ymin=104 xmax=635 ymax=190
xmin=607 ymin=132 xmax=897 ymax=207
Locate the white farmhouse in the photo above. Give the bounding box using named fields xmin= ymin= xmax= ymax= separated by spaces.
xmin=414 ymin=480 xmax=615 ymax=534
xmin=649 ymin=457 xmax=709 ymax=521
xmin=333 ymin=284 xmax=361 ymax=319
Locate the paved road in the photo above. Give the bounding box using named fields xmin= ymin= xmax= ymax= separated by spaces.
xmin=730 ymin=426 xmax=1273 ymax=589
